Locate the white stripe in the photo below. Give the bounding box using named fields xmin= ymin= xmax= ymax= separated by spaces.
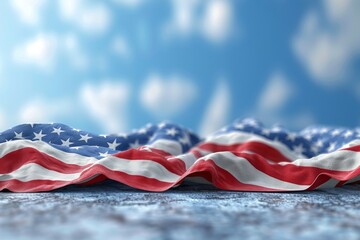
xmin=316 ymin=178 xmax=339 ymax=189
xmin=170 ymin=153 xmax=198 ymax=170
xmin=280 ymin=149 xmax=360 ymax=171
xmin=0 ymin=163 xmax=81 ymax=182
xmin=205 ymin=132 xmax=306 ymax=161
xmin=0 ymin=139 xmax=181 ymax=183
xmin=202 ymin=151 xmax=310 ymax=191
xmin=0 ymin=140 xmax=96 ymax=166
xmin=97 ymin=156 xmax=180 ymax=183
xmin=192 ymin=148 xmax=212 ymax=157
xmin=148 ymin=139 xmax=182 ymax=156
xmin=339 ymin=139 xmax=360 ymax=150
xmin=0 ymin=155 xmax=181 ymax=184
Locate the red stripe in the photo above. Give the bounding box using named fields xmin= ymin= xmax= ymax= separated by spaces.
xmin=78 ymin=174 xmax=107 ymax=186
xmin=0 ymin=147 xmax=186 ymax=176
xmin=230 ymin=151 xmax=360 ymax=186
xmin=307 ymin=175 xmax=332 ymax=190
xmin=342 ymin=145 xmax=360 ymax=152
xmin=113 ymin=148 xmax=186 ymax=175
xmin=335 ymin=181 xmax=347 ymax=187
xmin=0 ymin=179 xmax=73 ymax=192
xmin=0 ymin=147 xmax=92 ymax=174
xmin=190 ymin=149 xmax=203 ymax=159
xmin=0 ymin=164 xmax=176 ymax=192
xmin=1 ymin=145 xmax=360 ymax=192
xmin=197 ymin=141 xmax=292 ymax=163
xmin=184 ymin=159 xmax=281 ymax=191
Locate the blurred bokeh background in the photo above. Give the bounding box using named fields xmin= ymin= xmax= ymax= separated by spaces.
xmin=0 ymin=0 xmax=359 ymax=135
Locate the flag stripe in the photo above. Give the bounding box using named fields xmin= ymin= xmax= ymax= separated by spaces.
xmin=197 ymin=141 xmax=293 ymax=163
xmin=1 ymin=119 xmax=360 ymax=192
xmin=205 ymin=131 xmax=306 ymax=160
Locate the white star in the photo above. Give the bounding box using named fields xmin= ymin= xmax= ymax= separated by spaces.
xmin=303 ymin=133 xmax=312 ymax=141
xmin=100 ymin=134 xmax=108 ymax=138
xmin=79 ymin=134 xmax=92 ymax=143
xmin=99 ymin=151 xmax=109 ymax=158
xmin=293 ymin=144 xmax=305 ymax=155
xmin=130 ymin=140 xmax=141 ymax=149
xmin=61 ymin=138 xmax=73 ymax=147
xmin=33 ymin=130 xmax=46 ymax=141
xmin=243 ymin=118 xmax=258 ymax=126
xmin=166 ymin=128 xmax=178 ymax=136
xmin=315 ymin=140 xmax=323 ymax=148
xmin=272 ymin=126 xmax=282 ymax=132
xmin=52 ymin=127 xmax=65 ymax=135
xmin=179 ymin=133 xmax=191 ymax=145
xmin=327 ymin=142 xmax=336 ymax=152
xmin=261 ymin=128 xmax=270 ymax=136
xmin=331 ymin=129 xmax=341 ymax=136
xmin=311 ymin=128 xmax=320 ymax=134
xmin=319 ymin=128 xmax=329 ymax=134
xmin=158 ymin=122 xmax=167 ymax=128
xmin=286 ymin=132 xmax=296 ymax=142
xmin=234 ymin=123 xmax=244 ymax=129
xmin=343 ymin=130 xmax=353 ymax=138
xmin=14 ymin=131 xmax=23 ymax=139
xmin=311 ymin=145 xmax=319 ymax=154
xmin=137 ymin=128 xmax=147 ymax=134
xmin=107 ymin=139 xmax=121 ymax=150
xmin=72 ymin=128 xmax=81 ymax=132
xmin=71 ymin=146 xmax=81 ymax=150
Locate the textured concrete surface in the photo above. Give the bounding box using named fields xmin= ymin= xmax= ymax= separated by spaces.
xmin=1 ymin=181 xmax=360 ymax=240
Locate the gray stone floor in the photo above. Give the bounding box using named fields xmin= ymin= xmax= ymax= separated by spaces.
xmin=1 ymin=181 xmax=360 ymax=240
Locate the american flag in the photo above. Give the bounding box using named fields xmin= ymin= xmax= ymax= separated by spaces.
xmin=1 ymin=118 xmax=360 ymax=192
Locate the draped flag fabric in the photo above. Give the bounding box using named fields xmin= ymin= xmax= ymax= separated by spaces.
xmin=1 ymin=118 xmax=360 ymax=192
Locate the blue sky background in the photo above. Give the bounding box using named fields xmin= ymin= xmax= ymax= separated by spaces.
xmin=0 ymin=0 xmax=359 ymax=135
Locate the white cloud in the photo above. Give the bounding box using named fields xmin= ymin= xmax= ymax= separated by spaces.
xmin=293 ymin=0 xmax=360 ymax=86
xmin=140 ymin=74 xmax=197 ymax=117
xmin=254 ymin=72 xmax=315 ymax=129
xmin=165 ymin=0 xmax=200 ymax=36
xmin=164 ymin=0 xmax=233 ymax=43
xmin=13 ymin=33 xmax=58 ymax=69
xmin=112 ymin=0 xmax=145 ymax=8
xmin=199 ymin=80 xmax=231 ymax=136
xmin=257 ymin=72 xmax=293 ymax=113
xmin=12 ymin=33 xmax=89 ymax=70
xmin=11 ymin=0 xmax=47 ymax=25
xmin=80 ymin=81 xmax=130 ymax=133
xmin=58 ymin=0 xmax=111 ymax=34
xmin=18 ymin=99 xmax=71 ymax=123
xmin=201 ymin=0 xmax=233 ymax=43
xmin=111 ymin=36 xmax=131 ymax=58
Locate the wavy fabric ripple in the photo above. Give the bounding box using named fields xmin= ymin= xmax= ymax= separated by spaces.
xmin=1 ymin=118 xmax=360 ymax=192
